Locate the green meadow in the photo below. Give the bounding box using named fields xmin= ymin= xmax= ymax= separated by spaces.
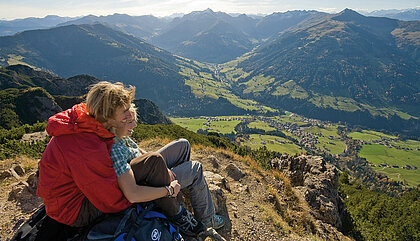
xmin=171 ymin=117 xmax=241 ymax=134
xmin=275 ymin=115 xmax=308 ymax=126
xmin=170 ymin=118 xmax=209 ymax=132
xmin=372 ymin=167 xmax=420 ymax=187
xmin=315 ymin=136 xmax=346 ymax=154
xmin=244 ymin=134 xmax=303 ymax=155
xmin=359 ymin=144 xmax=420 ymax=167
xmin=302 ymin=125 xmax=346 ymax=154
xmin=359 ymin=144 xmax=420 ymax=186
xmin=348 ymin=130 xmax=398 ymax=141
xmin=248 ymin=121 xmax=276 ymax=131
xmin=172 ymin=115 xmax=419 ymax=186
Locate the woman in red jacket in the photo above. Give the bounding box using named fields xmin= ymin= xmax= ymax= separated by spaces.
xmin=37 ymin=81 xmax=215 ymax=237
xmin=37 ymin=82 xmax=184 ymax=228
xmin=37 ymin=82 xmax=138 ymax=226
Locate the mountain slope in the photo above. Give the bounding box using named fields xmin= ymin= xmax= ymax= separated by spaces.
xmin=0 ymin=65 xmax=173 ymax=128
xmin=0 ymin=24 xmax=276 ymax=116
xmin=0 ymin=24 xmax=194 ymax=110
xmin=0 ymin=10 xmax=327 ymax=63
xmin=57 ymin=13 xmax=169 ymax=39
xmin=368 ymin=9 xmax=420 ymax=21
xmin=213 ymin=9 xmax=420 ymax=135
xmin=173 ymin=20 xmax=253 ymax=63
xmin=0 ymin=64 xmax=99 ymax=96
xmin=0 ymin=15 xmax=76 ymax=36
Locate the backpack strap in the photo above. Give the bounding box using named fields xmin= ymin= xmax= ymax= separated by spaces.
xmin=125 ymin=203 xmax=155 ymax=241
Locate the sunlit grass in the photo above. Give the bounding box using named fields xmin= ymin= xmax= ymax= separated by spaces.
xmin=248 ymin=121 xmax=276 ymax=131
xmin=244 ymin=134 xmax=303 ymax=155
xmin=359 ymin=144 xmax=420 ymax=167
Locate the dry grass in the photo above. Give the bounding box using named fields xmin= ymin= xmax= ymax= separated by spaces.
xmin=257 ymin=203 xmax=291 ymax=234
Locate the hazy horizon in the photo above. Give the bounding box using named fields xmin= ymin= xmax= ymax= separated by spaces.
xmin=1 ymin=0 xmax=420 ymax=21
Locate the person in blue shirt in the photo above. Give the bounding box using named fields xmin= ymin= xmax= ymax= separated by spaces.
xmin=109 ymin=105 xmax=224 ymax=237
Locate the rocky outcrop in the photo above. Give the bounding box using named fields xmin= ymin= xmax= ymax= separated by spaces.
xmin=271 ymin=154 xmax=344 ymax=229
xmin=2 ymin=65 xmax=99 ymax=96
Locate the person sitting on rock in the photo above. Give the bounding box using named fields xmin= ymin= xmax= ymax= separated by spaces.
xmin=109 ymin=105 xmax=224 ymax=236
xmin=37 ymin=81 xmax=222 ymax=238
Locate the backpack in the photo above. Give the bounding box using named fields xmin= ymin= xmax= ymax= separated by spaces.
xmin=10 ymin=204 xmax=182 ymax=241
xmin=9 ymin=205 xmax=85 ymax=241
xmin=85 ymin=203 xmax=183 ymax=241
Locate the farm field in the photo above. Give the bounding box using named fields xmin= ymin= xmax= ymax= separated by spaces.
xmin=315 ymin=136 xmax=346 ymax=154
xmin=170 ymin=118 xmax=209 ymax=132
xmin=247 ymin=121 xmax=276 ymax=131
xmin=359 ymin=144 xmax=420 ymax=167
xmin=359 ymin=144 xmax=420 ymax=186
xmin=304 ymin=125 xmax=340 ymax=137
xmin=372 ymin=166 xmax=420 ymax=187
xmin=171 ymin=115 xmax=419 ymax=187
xmin=244 ymin=134 xmax=303 ymax=155
xmin=171 ymin=116 xmax=242 ymax=134
xmin=348 ymin=130 xmax=398 ymax=142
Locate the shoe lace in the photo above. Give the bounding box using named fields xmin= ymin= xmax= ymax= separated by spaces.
xmin=178 ymin=210 xmax=198 ymax=231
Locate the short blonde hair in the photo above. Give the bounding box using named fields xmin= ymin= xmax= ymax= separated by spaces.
xmin=86 ymin=81 xmax=135 ymax=122
xmin=129 ymin=103 xmax=138 ymax=122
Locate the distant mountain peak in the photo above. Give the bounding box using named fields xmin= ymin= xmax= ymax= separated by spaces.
xmin=338 ymin=8 xmax=364 ymax=17
xmin=204 ymin=8 xmax=214 ymax=13
xmin=332 ymin=8 xmax=366 ymax=21
xmin=190 ymin=8 xmax=215 ymax=16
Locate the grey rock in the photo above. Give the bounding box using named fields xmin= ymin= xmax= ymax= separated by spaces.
xmin=208 ymin=155 xmax=220 ymax=169
xmin=225 ymin=163 xmax=245 ymax=181
xmin=271 ymin=154 xmax=344 ymax=229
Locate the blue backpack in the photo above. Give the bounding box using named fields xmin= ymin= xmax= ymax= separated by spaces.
xmin=85 ymin=203 xmax=183 ymax=241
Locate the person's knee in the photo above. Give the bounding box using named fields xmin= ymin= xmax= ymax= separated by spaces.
xmin=131 ymin=152 xmax=165 ymax=167
xmin=177 ymin=138 xmax=190 ymax=149
xmin=147 ymin=152 xmax=165 ymax=164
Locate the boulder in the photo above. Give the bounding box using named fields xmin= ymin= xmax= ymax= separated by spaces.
xmin=204 ymin=171 xmax=230 ymax=192
xmin=208 ymin=155 xmax=220 ymax=169
xmin=225 ymin=163 xmax=245 ymax=181
xmin=204 ymin=171 xmax=227 ymax=214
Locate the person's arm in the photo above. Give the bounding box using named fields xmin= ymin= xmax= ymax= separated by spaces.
xmin=139 ymin=147 xmax=147 ymax=155
xmin=117 ymin=169 xmax=181 ymax=203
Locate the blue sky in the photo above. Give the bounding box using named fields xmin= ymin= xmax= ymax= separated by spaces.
xmin=1 ymin=0 xmax=420 ymax=20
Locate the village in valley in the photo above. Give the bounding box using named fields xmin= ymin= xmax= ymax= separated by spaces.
xmin=172 ymin=112 xmax=420 ymax=188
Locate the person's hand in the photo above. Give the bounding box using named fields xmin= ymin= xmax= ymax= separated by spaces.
xmin=169 ymin=180 xmax=181 ymax=197
xmin=168 ymin=168 xmax=176 ymax=182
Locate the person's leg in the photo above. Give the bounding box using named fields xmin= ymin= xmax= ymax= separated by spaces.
xmin=171 ymin=160 xmax=215 ymax=222
xmin=157 ymin=138 xmax=220 ymax=227
xmin=157 ymin=138 xmax=191 ymax=169
xmin=71 ymin=197 xmax=102 ymax=227
xmin=129 ymin=152 xmax=179 ymax=217
xmin=131 ymin=152 xmax=205 ymax=236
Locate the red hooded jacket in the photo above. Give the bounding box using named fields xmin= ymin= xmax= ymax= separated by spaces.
xmin=37 ymin=103 xmax=131 ymax=225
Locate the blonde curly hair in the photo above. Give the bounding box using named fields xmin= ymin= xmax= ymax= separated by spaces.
xmin=86 ymin=81 xmax=135 ymax=123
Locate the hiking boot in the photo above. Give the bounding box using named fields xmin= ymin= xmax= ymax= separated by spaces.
xmin=170 ymin=206 xmax=206 ymax=237
xmin=203 ymin=214 xmax=224 ymax=229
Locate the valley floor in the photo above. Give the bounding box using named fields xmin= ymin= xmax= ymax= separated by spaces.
xmin=171 ymin=114 xmax=420 ymax=188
